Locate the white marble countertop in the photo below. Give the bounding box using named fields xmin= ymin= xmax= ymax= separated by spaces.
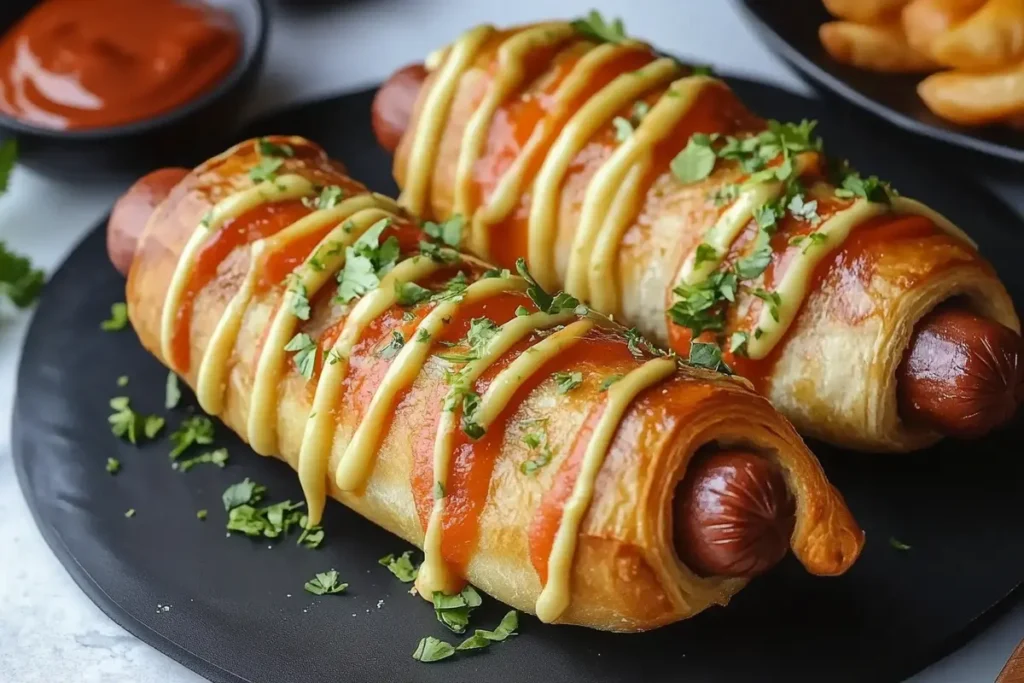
xmin=0 ymin=1 xmax=1021 ymax=681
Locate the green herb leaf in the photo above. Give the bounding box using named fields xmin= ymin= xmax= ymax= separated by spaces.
xmin=734 ymin=233 xmax=773 ymax=280
xmin=106 ymin=457 xmax=121 ymax=474
xmin=379 ymin=550 xmax=419 ymax=582
xmin=257 ymin=138 xmax=294 ymax=158
xmin=612 ymin=116 xmax=633 ymax=142
xmin=708 ymin=183 xmax=739 ymax=207
xmin=475 ymin=610 xmax=519 ymax=642
xmin=432 ymin=586 xmax=483 ymax=634
xmin=222 ymin=478 xmax=266 ymax=511
xmin=196 ymin=509 xmax=207 ymax=520
xmin=305 ymin=184 xmax=344 ymax=210
xmin=144 ymin=415 xmax=165 ymax=440
xmin=688 ymin=341 xmax=725 ymax=370
xmin=693 ymin=243 xmax=718 ymax=268
xmin=284 ymin=332 xmax=317 ymax=380
xmin=248 ymin=157 xmax=284 ymax=184
xmin=889 ymin=536 xmax=911 ymax=551
xmin=413 ymin=636 xmax=455 ymax=663
xmin=514 ymin=259 xmax=582 ymax=314
xmin=571 ymin=10 xmax=627 ymax=44
xmin=109 ymin=397 xmax=162 ymax=445
xmin=378 ymin=330 xmax=406 ymax=360
xmin=671 ymin=134 xmax=717 ymax=184
xmin=165 ymin=372 xmax=181 ymax=409
xmin=423 ymin=215 xmax=464 ymax=248
xmin=481 ymin=267 xmax=511 ymax=279
xmin=125 ymin=508 xmax=135 ymax=518
xmin=752 ymin=288 xmax=782 ymax=322
xmin=177 ymin=447 xmax=228 ymax=473
xmin=729 ymin=331 xmax=749 ymax=356
xmin=598 ymin=374 xmax=624 ymax=392
xmin=288 ymin=278 xmax=311 ymax=320
xmin=0 ymin=240 xmax=44 ymax=308
xmin=0 ymin=138 xmax=17 ymax=193
xmin=552 ymin=371 xmax=583 ymax=394
xmin=101 ymin=302 xmax=129 ymax=331
xmin=787 ymin=194 xmax=821 ymax=225
xmin=169 ymin=415 xmax=215 ymax=459
xmin=834 ymin=168 xmax=893 ymax=204
xmin=456 ymin=633 xmax=491 ymax=651
xmin=116 ymin=375 xmax=129 ymax=387
xmin=395 ymin=280 xmax=433 ymax=306
xmin=297 ymin=517 xmax=325 ymax=549
xmin=304 ymin=570 xmax=348 ymax=595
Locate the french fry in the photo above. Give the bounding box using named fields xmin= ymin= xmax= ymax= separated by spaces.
xmin=918 ymin=61 xmax=1024 ymax=124
xmin=823 ymin=0 xmax=911 ymax=23
xmin=901 ymin=0 xmax=987 ymax=58
xmin=819 ymin=21 xmax=939 ymax=72
xmin=928 ymin=0 xmax=1024 ymax=70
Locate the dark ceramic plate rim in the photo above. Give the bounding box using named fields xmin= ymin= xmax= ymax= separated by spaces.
xmin=12 ymin=81 xmax=1024 ymax=683
xmin=733 ymin=0 xmax=1024 ymax=164
xmin=0 ymin=0 xmax=269 ymax=141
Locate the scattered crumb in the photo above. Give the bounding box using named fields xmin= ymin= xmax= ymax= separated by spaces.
xmin=156 ymin=603 xmax=172 ymax=614
xmin=267 ymin=545 xmax=272 ymax=550
xmin=351 ymin=613 xmax=357 ymax=617
xmin=376 ymin=599 xmax=384 ymax=609
xmin=286 ymin=593 xmax=292 ymax=598
xmin=365 ymin=609 xmax=370 ymax=614
xmin=408 ymin=586 xmax=417 ymax=596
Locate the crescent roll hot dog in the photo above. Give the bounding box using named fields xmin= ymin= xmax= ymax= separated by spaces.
xmin=111 ymin=136 xmax=862 ymax=631
xmin=371 ymin=18 xmax=1022 ymax=452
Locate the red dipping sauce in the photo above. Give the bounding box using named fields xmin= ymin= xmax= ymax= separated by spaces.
xmin=0 ymin=0 xmax=240 ymax=130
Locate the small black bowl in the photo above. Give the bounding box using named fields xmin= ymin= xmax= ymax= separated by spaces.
xmin=0 ymin=0 xmax=268 ymax=178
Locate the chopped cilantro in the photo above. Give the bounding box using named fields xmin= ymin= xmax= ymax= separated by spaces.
xmin=248 ymin=157 xmax=283 ymax=184
xmin=176 ymin=447 xmax=228 ymax=473
xmin=257 ymin=138 xmax=294 ymax=158
xmin=688 ymin=341 xmax=726 ymax=370
xmin=379 ymin=550 xmax=419 ymax=582
xmin=552 ymin=370 xmax=583 ymax=393
xmin=169 ymin=415 xmax=214 ymax=460
xmin=284 ymin=332 xmax=317 ymax=380
xmin=395 ymin=280 xmax=433 ymax=306
xmin=571 ymin=10 xmax=627 ymax=44
xmin=101 ymin=302 xmax=128 ymax=331
xmin=598 ymin=374 xmax=624 ymax=392
xmin=378 ymin=330 xmax=405 ymax=360
xmin=671 ymin=133 xmax=717 ymax=184
xmin=423 ymin=215 xmax=464 ymax=248
xmin=432 ymin=585 xmax=482 ymax=634
xmin=165 ymin=372 xmax=181 ymax=409
xmin=304 ymin=570 xmax=347 ymax=596
xmin=413 ymin=636 xmax=455 ymax=663
xmin=106 ymin=457 xmax=120 ymax=474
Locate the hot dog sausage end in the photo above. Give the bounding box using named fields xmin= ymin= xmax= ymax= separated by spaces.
xmin=898 ymin=305 xmax=1023 ymax=438
xmin=372 ymin=63 xmax=428 ymax=153
xmin=107 ymin=167 xmax=189 ymax=276
xmin=674 ymin=449 xmax=795 ymax=579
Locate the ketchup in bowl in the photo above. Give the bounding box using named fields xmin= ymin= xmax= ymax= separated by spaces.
xmin=0 ymin=0 xmax=241 ymax=130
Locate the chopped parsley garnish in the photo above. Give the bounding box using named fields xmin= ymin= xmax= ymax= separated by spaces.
xmin=708 ymin=183 xmax=740 ymax=206
xmin=432 ymin=585 xmax=482 ymax=634
xmin=752 ymin=288 xmax=782 ymax=322
xmin=598 ymin=374 xmax=624 ymax=392
xmin=196 ymin=509 xmax=207 ymax=521
xmin=378 ymin=330 xmax=406 ymax=360
xmin=423 ymin=215 xmax=464 ymax=248
xmin=520 ymin=430 xmax=553 ymax=475
xmin=571 ymin=10 xmax=627 ymax=44
xmin=466 ymin=317 xmax=499 ymax=356
xmin=418 ymin=240 xmax=461 ymax=264
xmin=336 ymin=218 xmax=400 ymax=302
xmin=0 ymin=241 xmax=45 ymax=308
xmin=693 ymin=243 xmax=718 ymax=268
xmin=109 ymin=397 xmax=163 ymax=445
xmin=612 ymin=116 xmax=634 ymax=142
xmin=788 ymin=231 xmax=828 ymax=253
xmin=379 ymin=550 xmax=419 ymax=582
xmin=284 ymin=332 xmax=318 ymax=380
xmin=175 ymin=447 xmax=228 ymax=473
xmin=287 ymin=278 xmax=311 ymax=320
xmin=431 ymin=271 xmax=469 ymax=302
xmin=257 ymin=138 xmax=294 ymax=158
xmin=689 ymin=341 xmax=726 ymax=371
xmin=832 ymin=162 xmax=895 ymax=204
xmin=460 ymin=611 xmax=519 ymax=649
xmin=889 ymin=537 xmax=911 ymax=551
xmin=552 ymin=370 xmax=583 ymax=393
xmin=304 ymin=570 xmax=348 ymax=596
xmin=116 ymin=375 xmax=129 ymax=387
xmin=106 ymin=457 xmax=121 ymax=474
xmin=303 ymin=184 xmax=345 ymax=210
xmin=515 ymin=258 xmax=586 ymax=316
xmin=0 ymin=142 xmax=46 ymax=308
xmin=248 ymin=157 xmax=284 ymax=184
xmin=481 ymin=267 xmax=512 ymax=279
xmin=413 ymin=636 xmax=455 ymax=663
xmin=668 ymin=270 xmax=737 ymax=338
xmin=729 ymin=331 xmax=749 ymax=356
xmin=227 ymin=498 xmax=305 ymax=539
xmin=416 ymin=329 xmax=431 ymax=343
xmin=165 ymin=372 xmax=181 ymax=409
xmin=734 ymin=232 xmax=773 ymax=280
xmin=169 ymin=415 xmax=214 ymax=460
xmin=222 ymin=478 xmax=266 ymax=510
xmin=101 ymin=302 xmax=129 ymax=331
xmin=671 ymin=133 xmax=717 ymax=184
xmin=395 ymin=280 xmax=433 ymax=306
xmin=624 ymin=327 xmax=662 ymax=357
xmin=124 ymin=508 xmax=135 ymax=518
xmin=691 ymin=64 xmax=715 ymax=76
xmin=297 ymin=519 xmax=325 ymax=549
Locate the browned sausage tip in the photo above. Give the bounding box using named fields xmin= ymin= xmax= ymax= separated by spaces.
xmin=107 ymin=167 xmax=188 ymax=276
xmin=674 ymin=449 xmax=795 ymax=579
xmin=372 ymin=63 xmax=428 ymax=153
xmin=898 ymin=305 xmax=1023 ymax=438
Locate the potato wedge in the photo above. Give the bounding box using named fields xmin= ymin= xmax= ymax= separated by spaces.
xmin=929 ymin=0 xmax=1024 ymax=70
xmin=823 ymin=0 xmax=911 ymax=23
xmin=820 ymin=21 xmax=939 ymax=71
xmin=918 ymin=62 xmax=1024 ymax=124
xmin=901 ymin=0 xmax=987 ymax=57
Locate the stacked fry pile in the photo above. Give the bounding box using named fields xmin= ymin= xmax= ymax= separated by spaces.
xmin=819 ymin=0 xmax=1024 ymax=127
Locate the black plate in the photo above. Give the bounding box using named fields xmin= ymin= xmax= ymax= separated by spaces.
xmin=735 ymin=0 xmax=1024 ymax=164
xmin=13 ymin=82 xmax=1024 ymax=683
